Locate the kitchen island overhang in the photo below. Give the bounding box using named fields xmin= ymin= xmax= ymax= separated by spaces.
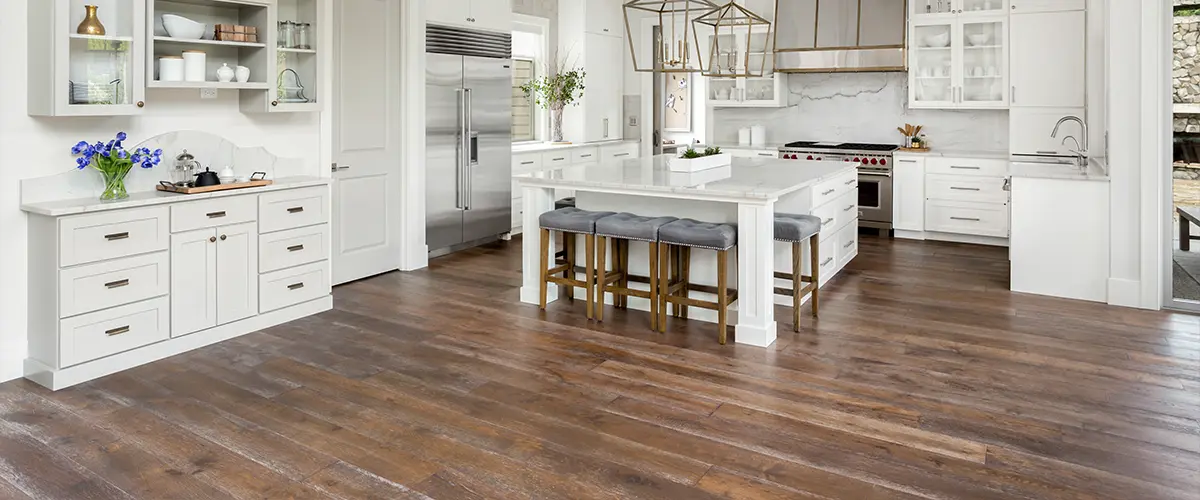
xmin=517 ymin=155 xmax=860 ymax=347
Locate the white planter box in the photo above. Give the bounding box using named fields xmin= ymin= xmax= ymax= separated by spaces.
xmin=668 ymin=153 xmax=732 ymax=173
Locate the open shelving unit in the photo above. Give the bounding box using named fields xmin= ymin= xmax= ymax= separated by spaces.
xmin=148 ymin=0 xmax=272 ymax=90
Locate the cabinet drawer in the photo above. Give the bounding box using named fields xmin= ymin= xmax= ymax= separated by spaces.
xmin=926 ymin=174 xmax=1009 ymax=203
xmin=260 ymin=261 xmax=330 ymax=313
xmin=836 ymin=223 xmax=858 ymax=267
xmin=59 ymin=296 xmax=170 ymax=368
xmin=171 ymin=195 xmax=257 ymax=233
xmin=59 ymin=252 xmax=169 ymax=318
xmin=926 ymin=157 xmax=1009 ymax=178
xmin=812 ymin=170 xmax=856 ymax=207
xmin=260 ymin=224 xmax=329 ymax=274
xmin=572 ymin=147 xmax=599 ymax=163
xmin=925 ymin=200 xmax=1010 ymax=238
xmin=542 ymin=151 xmax=572 ymax=167
xmin=513 ymin=153 xmax=543 ymax=173
xmin=816 ymin=232 xmax=837 ymax=287
xmin=600 ymin=142 xmax=639 ymax=160
xmin=811 ymin=189 xmax=858 ymax=237
xmin=59 ymin=206 xmax=169 ymax=267
xmin=259 ymin=187 xmax=329 ymax=234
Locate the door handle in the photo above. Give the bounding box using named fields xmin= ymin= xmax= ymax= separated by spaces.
xmin=331 ymin=163 xmax=351 ymax=172
xmin=456 ymin=88 xmax=466 ymax=210
xmin=1011 ymin=86 xmax=1015 ymax=103
xmin=465 ymin=88 xmax=474 ymax=210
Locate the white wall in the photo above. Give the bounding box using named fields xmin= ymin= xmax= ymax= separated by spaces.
xmin=0 ymin=3 xmax=324 ymax=382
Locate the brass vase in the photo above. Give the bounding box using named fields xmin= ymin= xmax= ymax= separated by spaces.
xmin=77 ymin=5 xmax=106 ymax=36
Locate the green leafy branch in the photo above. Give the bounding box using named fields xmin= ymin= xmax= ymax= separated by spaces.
xmin=520 ymin=53 xmax=586 ymax=110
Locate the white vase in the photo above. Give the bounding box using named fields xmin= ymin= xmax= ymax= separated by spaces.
xmin=235 ymin=65 xmax=251 ymax=83
xmin=216 ymin=63 xmax=235 ymax=83
xmin=552 ymin=107 xmax=565 ymax=143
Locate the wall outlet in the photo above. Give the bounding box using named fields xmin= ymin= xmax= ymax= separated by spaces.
xmin=629 ymin=116 xmax=638 ymax=127
xmin=200 ymin=88 xmax=218 ymax=99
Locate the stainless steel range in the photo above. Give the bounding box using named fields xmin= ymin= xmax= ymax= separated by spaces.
xmin=777 ymin=141 xmax=899 ymax=232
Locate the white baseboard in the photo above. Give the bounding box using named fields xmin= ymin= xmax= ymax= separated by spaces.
xmin=896 ymin=230 xmax=1009 ymax=247
xmin=24 ymin=296 xmax=333 ymax=391
xmin=1107 ymin=278 xmax=1143 ymax=308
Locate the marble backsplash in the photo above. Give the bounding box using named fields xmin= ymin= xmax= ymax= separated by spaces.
xmin=711 ymin=72 xmax=1009 ymax=151
xmin=21 ymin=130 xmax=306 ymax=205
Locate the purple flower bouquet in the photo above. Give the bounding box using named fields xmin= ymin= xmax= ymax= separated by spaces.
xmin=71 ymin=132 xmax=163 ymax=201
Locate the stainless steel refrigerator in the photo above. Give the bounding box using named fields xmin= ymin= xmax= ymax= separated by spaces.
xmin=426 ymin=25 xmax=512 ymax=257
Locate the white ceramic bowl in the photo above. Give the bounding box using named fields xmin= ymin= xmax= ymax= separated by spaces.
xmin=967 ymin=33 xmax=991 ymax=46
xmin=923 ymin=32 xmax=950 ymax=48
xmin=162 ymin=14 xmax=206 ymax=40
xmin=219 ymin=175 xmax=238 ymax=184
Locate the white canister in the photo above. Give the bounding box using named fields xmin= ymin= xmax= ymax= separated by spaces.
xmin=182 ymin=50 xmax=207 ymax=82
xmin=235 ymin=65 xmax=251 ymax=83
xmin=750 ymin=125 xmax=767 ymax=146
xmin=738 ymin=127 xmax=751 ymax=146
xmin=216 ymin=63 xmax=235 ymax=83
xmin=159 ymin=56 xmax=184 ymax=82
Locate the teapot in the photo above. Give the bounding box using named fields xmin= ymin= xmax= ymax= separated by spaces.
xmin=194 ymin=167 xmax=222 ymax=187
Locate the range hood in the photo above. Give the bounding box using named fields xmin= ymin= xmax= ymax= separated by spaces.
xmin=774 ymin=0 xmax=907 ymax=73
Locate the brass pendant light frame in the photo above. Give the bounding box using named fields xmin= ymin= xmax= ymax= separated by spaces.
xmin=623 ymin=0 xmax=719 ymax=74
xmin=692 ymin=1 xmax=775 ymax=78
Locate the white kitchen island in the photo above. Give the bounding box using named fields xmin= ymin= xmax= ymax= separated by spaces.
xmin=517 ymin=155 xmax=860 ymax=347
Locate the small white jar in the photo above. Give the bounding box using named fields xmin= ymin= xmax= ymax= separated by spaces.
xmin=159 ymin=56 xmax=184 ymax=82
xmin=182 ymin=50 xmax=207 ymax=82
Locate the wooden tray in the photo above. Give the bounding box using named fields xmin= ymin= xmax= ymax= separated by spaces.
xmin=157 ymin=179 xmax=273 ymax=194
xmin=898 ymin=147 xmax=931 ymax=152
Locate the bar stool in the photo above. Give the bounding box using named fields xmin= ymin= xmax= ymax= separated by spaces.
xmin=657 ymin=219 xmax=739 ymax=344
xmin=538 ymin=207 xmax=614 ymax=319
xmin=552 ymin=198 xmax=577 ymax=263
xmin=774 ymin=214 xmax=822 ymax=331
xmin=593 ymin=213 xmax=678 ymax=329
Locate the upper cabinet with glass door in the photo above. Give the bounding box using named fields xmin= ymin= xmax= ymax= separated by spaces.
xmin=700 ymin=0 xmax=788 ymax=108
xmin=911 ymin=0 xmax=1007 ymax=19
xmin=29 ymin=0 xmax=147 ymax=116
xmin=243 ymin=0 xmax=327 ymax=112
xmin=909 ymin=15 xmax=1007 ymax=109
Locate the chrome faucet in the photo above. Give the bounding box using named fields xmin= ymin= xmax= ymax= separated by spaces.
xmin=1051 ymin=115 xmax=1088 ymax=169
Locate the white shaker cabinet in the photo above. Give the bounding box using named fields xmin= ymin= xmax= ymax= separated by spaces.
xmin=560 ymin=0 xmax=624 ymax=143
xmin=909 ymin=15 xmax=1008 ymax=109
xmin=170 ymin=228 xmax=218 ymax=336
xmin=1009 ymin=9 xmax=1085 ymax=108
xmin=893 ymin=154 xmax=927 ymax=232
xmin=216 ymin=222 xmax=259 ymax=325
xmin=427 ymin=0 xmax=511 ymax=33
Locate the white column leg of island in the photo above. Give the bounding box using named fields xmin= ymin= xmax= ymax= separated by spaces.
xmin=520 ymin=183 xmax=558 ymax=305
xmin=735 ymin=200 xmax=778 ymax=347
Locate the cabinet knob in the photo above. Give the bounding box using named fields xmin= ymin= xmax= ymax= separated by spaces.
xmin=136 ymin=101 xmax=145 ymax=108
xmin=209 ymin=236 xmax=217 ymax=243
xmin=220 ymin=234 xmax=227 ymax=241
xmin=271 ymin=100 xmax=279 ymax=107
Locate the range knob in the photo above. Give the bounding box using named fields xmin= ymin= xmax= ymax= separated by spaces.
xmin=817 ymin=157 xmax=823 ymax=161
xmin=806 ymin=155 xmax=814 ymax=160
xmin=844 ymin=158 xmax=850 ymax=162
xmin=870 ymin=158 xmax=879 ymax=165
xmin=853 ymin=157 xmax=860 ymax=163
xmin=880 ymin=159 xmax=887 ymax=166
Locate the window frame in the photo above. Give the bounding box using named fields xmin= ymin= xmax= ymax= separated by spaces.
xmin=512 ymin=13 xmax=551 ymax=145
xmin=511 ymin=57 xmax=537 ymax=143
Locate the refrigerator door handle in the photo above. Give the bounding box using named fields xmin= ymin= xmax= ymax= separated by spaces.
xmin=456 ymin=88 xmax=466 ymax=209
xmin=464 ymin=88 xmax=476 ymax=210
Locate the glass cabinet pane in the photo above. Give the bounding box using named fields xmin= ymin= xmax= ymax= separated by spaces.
xmin=276 ymin=0 xmax=319 ymax=107
xmin=67 ymin=0 xmax=136 ymax=108
xmin=743 ymin=77 xmax=774 ymax=103
xmin=960 ymin=20 xmax=1005 ymax=105
xmin=709 ymin=78 xmax=737 ymax=102
xmin=959 ymin=0 xmax=1006 ymax=15
xmin=911 ymin=23 xmax=953 ymax=104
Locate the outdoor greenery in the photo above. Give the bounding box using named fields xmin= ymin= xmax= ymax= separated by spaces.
xmin=1179 ymin=6 xmax=1200 ymax=16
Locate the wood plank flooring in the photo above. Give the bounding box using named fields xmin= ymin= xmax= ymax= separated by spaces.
xmin=3 ymin=235 xmax=1200 ymax=499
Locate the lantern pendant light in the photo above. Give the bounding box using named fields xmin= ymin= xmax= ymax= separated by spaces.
xmin=623 ymin=0 xmax=720 ymax=73
xmin=693 ymin=1 xmax=775 ymax=78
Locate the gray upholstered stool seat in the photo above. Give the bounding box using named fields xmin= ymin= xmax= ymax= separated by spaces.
xmin=555 ymin=197 xmax=576 ymax=210
xmin=596 ymin=213 xmax=679 ymax=242
xmin=659 ymin=218 xmax=737 ymax=250
xmin=539 ymin=207 xmax=615 ymax=234
xmin=774 ymin=213 xmax=822 ymax=243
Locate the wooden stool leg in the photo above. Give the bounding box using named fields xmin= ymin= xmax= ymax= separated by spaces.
xmin=649 ymin=242 xmax=659 ymax=331
xmin=793 ymin=241 xmax=802 ymax=332
xmin=810 ymin=235 xmax=820 ymax=318
xmin=619 ymin=240 xmax=630 ymax=309
xmin=658 ymin=243 xmax=670 ymax=333
xmin=680 ymin=247 xmax=691 ymax=320
xmin=595 ymin=235 xmax=607 ymax=322
xmin=539 ymin=228 xmax=550 ymax=309
xmin=717 ymin=249 xmax=729 ymax=345
xmin=585 ymin=234 xmax=596 ymax=320
xmin=562 ymin=234 xmax=574 ymax=302
xmin=610 ymin=238 xmax=622 ymax=309
xmin=670 ymin=246 xmax=680 ymax=317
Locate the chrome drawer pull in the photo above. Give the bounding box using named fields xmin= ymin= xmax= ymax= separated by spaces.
xmin=844 ymin=179 xmax=856 ymax=185
xmin=950 ymin=166 xmax=980 ymax=170
xmin=821 ymin=189 xmax=835 ymax=196
xmin=552 ymin=157 xmax=565 ymax=161
xmin=104 ymin=232 xmax=130 ymax=241
xmin=950 ymin=187 xmax=981 ymax=191
xmin=843 ymin=240 xmax=855 ymax=249
xmin=287 ymin=283 xmax=305 ymax=290
xmin=897 ymin=159 xmax=917 ymax=163
xmin=951 ymin=216 xmax=981 ymax=222
xmin=520 ymin=161 xmax=535 ymax=165
xmin=105 ymin=326 xmax=130 ymax=337
xmin=287 ymin=206 xmax=305 ymax=214
xmin=104 ymin=279 xmax=130 ymax=289
xmin=206 ymin=211 xmax=227 ymax=218
xmin=287 ymin=244 xmax=305 ymax=252
xmin=614 ymin=153 xmax=630 ymax=157
xmin=821 ymin=257 xmax=834 ymax=266
xmin=580 ymin=154 xmax=592 ymax=158
xmin=843 ymin=205 xmax=854 ymax=212
xmin=757 ymin=152 xmax=774 ymax=156
xmin=822 ymin=217 xmax=834 ymax=225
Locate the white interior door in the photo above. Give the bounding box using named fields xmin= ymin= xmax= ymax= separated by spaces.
xmin=331 ymin=0 xmax=403 ymax=285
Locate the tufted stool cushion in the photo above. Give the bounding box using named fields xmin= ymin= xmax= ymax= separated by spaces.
xmin=555 ymin=197 xmax=577 ymax=210
xmin=659 ymin=219 xmax=737 ymax=251
xmin=538 ymin=207 xmax=615 ymax=233
xmin=595 ymin=213 xmax=679 ymax=242
xmin=774 ymin=213 xmax=822 ymax=243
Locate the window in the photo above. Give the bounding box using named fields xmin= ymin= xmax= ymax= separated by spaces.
xmin=512 ymin=58 xmax=536 ymax=142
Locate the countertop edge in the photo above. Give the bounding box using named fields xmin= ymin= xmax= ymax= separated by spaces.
xmin=512 ymin=140 xmax=639 ymax=154
xmin=22 ymin=177 xmax=332 ymax=217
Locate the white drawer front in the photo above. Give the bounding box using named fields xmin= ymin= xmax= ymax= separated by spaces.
xmin=572 ymin=147 xmax=600 ymax=163
xmin=59 ymin=252 xmax=169 ymax=318
xmin=513 ymin=153 xmax=543 ymax=173
xmin=926 ymin=174 xmax=1009 ymax=203
xmin=171 ymin=195 xmax=257 ymax=233
xmin=600 ymin=142 xmax=639 ymax=160
xmin=816 ymin=232 xmax=838 ymax=286
xmin=811 ymin=189 xmax=858 ymax=237
xmin=926 ymin=157 xmax=1009 ymax=178
xmin=259 ymin=187 xmax=329 ymax=234
xmin=542 ymin=151 xmax=572 ymax=167
xmin=60 ymin=206 xmax=169 ymax=267
xmin=812 ymin=170 xmax=856 ymax=208
xmin=260 ymin=224 xmax=329 ymax=274
xmin=836 ymin=223 xmax=858 ymax=267
xmin=59 ymin=296 xmax=170 ymax=368
xmin=260 ymin=261 xmax=330 ymax=313
xmin=925 ymin=201 xmax=1010 ymax=238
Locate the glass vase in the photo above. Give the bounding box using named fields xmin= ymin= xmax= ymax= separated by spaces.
xmin=552 ymin=107 xmax=565 ymax=143
xmin=99 ymin=169 xmax=130 ymax=201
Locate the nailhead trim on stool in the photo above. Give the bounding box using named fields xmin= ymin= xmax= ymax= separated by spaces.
xmin=656 ymin=219 xmax=739 ymax=345
xmin=774 ymin=213 xmax=822 ymax=332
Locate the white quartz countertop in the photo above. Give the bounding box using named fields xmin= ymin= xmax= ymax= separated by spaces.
xmin=1010 ymin=158 xmax=1110 ymax=182
xmin=512 ymin=140 xmax=637 ymax=154
xmin=892 ymin=149 xmax=1010 ymax=160
xmin=516 ymin=155 xmax=857 ymax=202
xmin=22 ymin=176 xmax=331 ymax=217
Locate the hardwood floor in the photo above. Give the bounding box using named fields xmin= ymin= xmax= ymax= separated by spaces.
xmin=2 ymin=235 xmax=1200 ymax=499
